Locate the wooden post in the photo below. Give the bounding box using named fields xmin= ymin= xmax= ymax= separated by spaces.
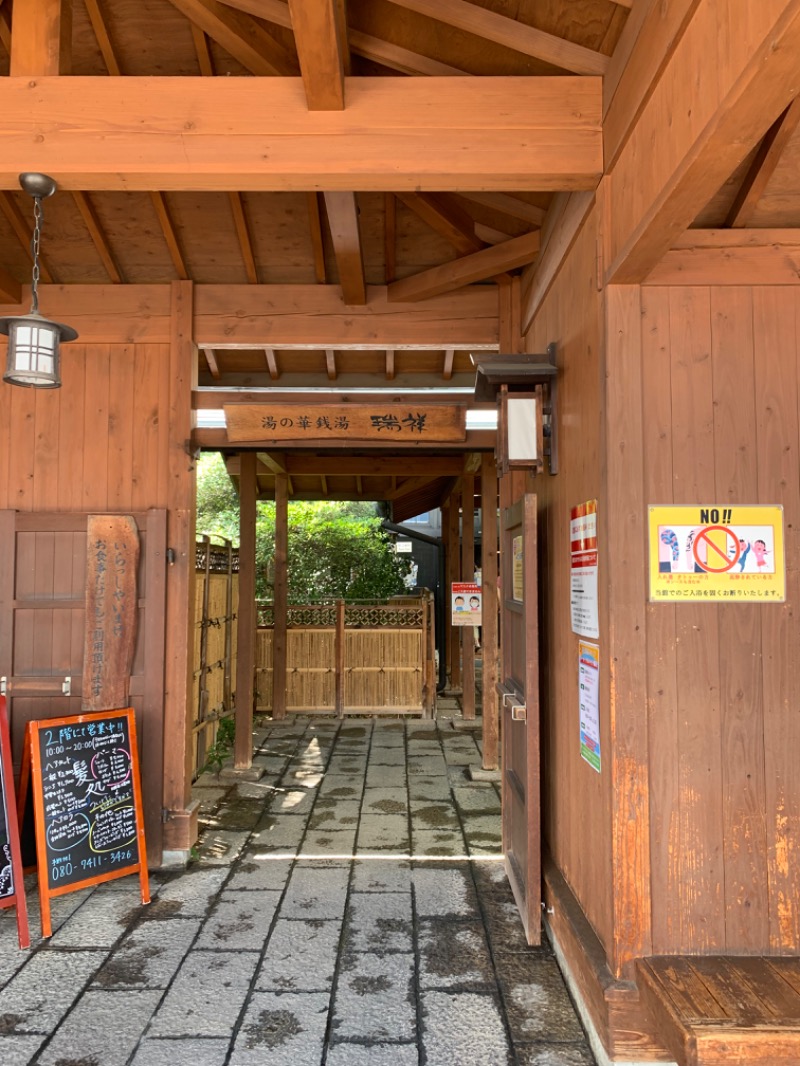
xmin=481 ymin=453 xmax=499 ymax=769
xmin=335 ymin=598 xmax=345 ymax=717
xmin=272 ymin=472 xmax=289 ymax=719
xmin=448 ymin=487 xmax=461 ymax=692
xmin=10 ymin=0 xmax=72 ymax=76
xmin=234 ymin=451 xmax=256 ymax=767
xmin=442 ymin=500 xmax=452 ymax=684
xmin=223 ymin=539 xmax=234 ymax=714
xmin=461 ymin=473 xmax=476 ymax=720
xmin=197 ymin=535 xmax=212 ymax=769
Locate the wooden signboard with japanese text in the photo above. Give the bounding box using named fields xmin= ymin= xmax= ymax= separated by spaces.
xmin=19 ymin=708 xmax=149 ymax=938
xmin=82 ymin=516 xmax=140 ymax=711
xmin=224 ymin=404 xmax=467 ymax=443
xmin=0 ymin=696 xmax=29 ymax=948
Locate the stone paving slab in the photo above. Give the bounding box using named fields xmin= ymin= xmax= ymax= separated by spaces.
xmin=256 ymin=917 xmax=342 ymax=992
xmin=281 ymin=864 xmax=350 ymax=920
xmin=93 ymin=917 xmax=201 ymax=989
xmin=226 ymin=850 xmax=295 ymax=892
xmin=153 ymin=867 xmax=229 ymax=917
xmin=413 ymin=864 xmax=481 ymax=919
xmin=251 ymin=813 xmax=306 ymax=850
xmin=333 ymin=951 xmax=416 ymax=1041
xmin=195 ymin=829 xmax=250 ymax=865
xmin=37 ymin=989 xmax=162 ymax=1065
xmin=195 ymin=890 xmax=282 ymax=949
xmin=418 ymin=919 xmax=496 ymax=990
xmin=326 ymin=1041 xmax=419 ymax=1066
xmin=308 ymin=799 xmax=361 ymax=829
xmin=365 ymin=765 xmax=407 ymax=787
xmin=0 ymin=1034 xmax=45 ymax=1065
xmin=499 ymin=954 xmax=587 ymax=1044
xmin=421 ymin=989 xmax=513 ymax=1066
xmin=0 ymin=949 xmax=106 ymax=1033
xmin=515 ymin=1044 xmax=596 ymax=1065
xmin=361 ymin=787 xmax=409 ymax=814
xmin=344 ymin=890 xmax=414 ymax=953
xmin=229 ymin=990 xmax=330 ymax=1066
xmin=301 ymin=826 xmax=357 ymax=856
xmin=131 ymin=1036 xmax=231 ymax=1066
xmin=357 ymin=813 xmax=410 ymax=851
xmin=351 ymin=859 xmax=413 ymax=894
xmin=411 ymin=828 xmax=468 ymax=856
xmin=149 ymin=950 xmax=260 ymax=1037
xmin=410 ymin=800 xmax=462 ymax=832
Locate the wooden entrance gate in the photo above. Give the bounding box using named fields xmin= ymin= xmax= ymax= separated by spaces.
xmin=0 ymin=510 xmax=168 ymax=864
xmin=498 ymin=490 xmax=541 ymax=944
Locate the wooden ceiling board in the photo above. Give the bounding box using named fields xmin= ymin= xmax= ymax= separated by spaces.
xmin=166 ymin=192 xmax=256 ymax=284
xmin=691 ymin=152 xmax=759 ymax=229
xmin=97 ymin=0 xmax=203 ymax=75
xmin=88 ymin=193 xmax=184 ymax=283
xmin=71 ymin=0 xmax=109 ymax=76
xmin=743 ymin=133 xmax=800 ymax=227
xmin=460 ymin=0 xmax=625 ymax=56
xmin=246 ymin=193 xmax=322 ymax=285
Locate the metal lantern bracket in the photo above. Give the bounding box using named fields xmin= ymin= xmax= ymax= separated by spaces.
xmin=472 ymin=342 xmax=559 ymax=476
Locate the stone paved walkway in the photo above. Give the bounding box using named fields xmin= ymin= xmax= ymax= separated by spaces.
xmin=0 ymin=714 xmax=596 ymax=1066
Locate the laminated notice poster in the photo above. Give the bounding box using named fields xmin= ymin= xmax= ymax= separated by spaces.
xmin=570 ymin=501 xmax=599 ymax=638
xmin=578 ymin=642 xmax=601 ymax=773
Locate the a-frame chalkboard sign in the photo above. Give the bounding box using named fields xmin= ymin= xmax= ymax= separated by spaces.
xmin=0 ymin=696 xmax=30 ymax=948
xmin=18 ymin=707 xmax=150 ymax=938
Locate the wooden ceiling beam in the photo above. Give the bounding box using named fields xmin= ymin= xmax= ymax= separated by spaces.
xmin=521 ymin=190 xmax=594 ymax=332
xmin=320 ymin=474 xmax=328 ymax=495
xmin=72 ymin=191 xmax=124 ymax=283
xmin=84 ymin=0 xmax=121 ymax=75
xmin=323 ymin=192 xmax=366 ymax=305
xmin=288 ymin=0 xmax=346 ymax=110
xmin=10 ymin=0 xmax=71 ymax=75
xmin=306 ymin=192 xmax=327 ymax=284
xmin=149 ymin=192 xmax=189 ymax=280
xmin=286 ymin=456 xmax=466 ymax=476
xmin=644 ymin=229 xmax=800 ymax=286
xmin=167 ymin=0 xmax=298 ymax=76
xmin=218 ymin=0 xmax=466 ymax=74
xmin=202 ymin=347 xmax=221 ymax=378
xmin=605 ymin=0 xmax=800 ymax=284
xmin=0 ymin=267 xmax=21 ymax=304
xmin=228 ymin=192 xmax=258 ymax=284
xmin=191 ymin=23 xmax=215 ymax=75
xmin=0 ymin=192 xmax=55 ymax=283
xmin=255 ymin=451 xmax=288 ymax=474
xmin=325 ymin=348 xmax=338 ymax=380
xmin=443 ymin=349 xmax=455 ymax=381
xmin=264 ymin=347 xmax=280 ymax=380
xmin=395 ymin=192 xmax=483 ymax=256
xmin=458 ymin=193 xmax=546 ymax=227
xmin=386 ymin=475 xmax=439 ymax=501
xmin=0 ymin=78 xmax=602 ymax=191
xmin=384 ymin=0 xmax=609 ymax=75
xmin=726 ymin=98 xmax=800 ymax=227
xmin=388 ymin=230 xmax=540 ymax=303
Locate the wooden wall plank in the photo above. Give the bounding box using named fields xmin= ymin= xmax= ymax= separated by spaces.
xmin=640 ymin=285 xmax=680 ymax=953
xmin=107 ymin=345 xmax=135 ymax=512
xmin=668 ymin=286 xmax=726 ymax=952
xmin=753 ymin=288 xmax=800 ymax=950
xmin=57 ymin=343 xmax=87 ymax=509
xmin=81 ymin=344 xmax=110 ymax=509
xmin=131 ymin=345 xmax=165 ymax=512
xmin=8 ymin=384 xmax=36 ymax=510
xmin=710 ymin=287 xmax=769 ymax=950
xmin=32 ymin=388 xmax=60 ymax=511
xmin=604 ymin=285 xmax=652 ymax=976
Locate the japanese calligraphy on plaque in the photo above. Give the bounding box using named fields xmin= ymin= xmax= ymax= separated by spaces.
xmin=82 ymin=516 xmax=140 ymax=711
xmin=224 ymin=404 xmax=467 ymax=443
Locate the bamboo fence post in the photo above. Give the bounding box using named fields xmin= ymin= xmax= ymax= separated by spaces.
xmin=197 ymin=535 xmax=212 ymax=767
xmin=335 ymin=599 xmax=345 ymax=717
xmin=272 ymin=473 xmax=289 ymax=719
xmin=235 ymin=451 xmax=257 ymax=767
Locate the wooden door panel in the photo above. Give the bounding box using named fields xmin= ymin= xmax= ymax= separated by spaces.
xmin=0 ymin=510 xmax=167 ymax=865
xmin=500 ymin=490 xmax=541 ymax=945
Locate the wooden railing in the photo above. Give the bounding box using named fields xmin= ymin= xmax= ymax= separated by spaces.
xmin=255 ymin=594 xmax=436 ymax=717
xmin=191 ymin=537 xmax=239 ymax=778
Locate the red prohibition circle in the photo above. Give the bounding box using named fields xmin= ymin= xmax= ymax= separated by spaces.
xmin=693 ymin=525 xmax=740 ymax=573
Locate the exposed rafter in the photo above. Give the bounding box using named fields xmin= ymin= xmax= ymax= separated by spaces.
xmin=0 ymin=267 xmax=20 ymax=304
xmin=0 ymin=7 xmax=9 ymax=54
xmin=323 ymin=192 xmax=366 ymax=305
xmin=396 ymin=193 xmax=484 ymax=256
xmin=306 ymin=192 xmax=327 ymax=284
xmin=386 ymin=350 xmax=395 ymax=381
xmin=228 ymin=192 xmax=258 ymax=284
xmin=388 ymin=230 xmax=541 ymax=302
xmin=443 ymin=349 xmax=455 ymax=381
xmin=203 ymin=347 xmax=221 ymax=378
xmin=149 ymin=192 xmax=189 ymax=280
xmin=72 ymin=191 xmax=124 ymax=283
xmin=84 ymin=0 xmax=121 ymax=75
xmin=384 ymin=0 xmax=610 ymax=75
xmin=326 ymin=348 xmax=338 ymax=380
xmin=288 ymin=0 xmax=346 ymax=109
xmin=458 ymin=193 xmax=547 ymax=227
xmin=264 ymin=348 xmax=280 ymax=380
xmin=726 ymin=98 xmax=800 ymax=227
xmin=167 ymin=0 xmax=299 ymax=76
xmin=191 ymin=22 xmax=215 ymax=75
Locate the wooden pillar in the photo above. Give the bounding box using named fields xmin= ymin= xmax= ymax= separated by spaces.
xmin=442 ymin=500 xmax=453 ymax=682
xmin=448 ymin=485 xmax=461 ymax=692
xmin=162 ymin=279 xmax=198 ymax=853
xmin=461 ymin=474 xmax=476 ymax=719
xmin=234 ymin=450 xmax=256 ymax=767
xmin=335 ymin=598 xmax=345 ymax=717
xmin=272 ymin=472 xmax=289 ymax=719
xmin=481 ymin=454 xmax=499 ymax=768
xmin=10 ymin=0 xmax=72 ymax=75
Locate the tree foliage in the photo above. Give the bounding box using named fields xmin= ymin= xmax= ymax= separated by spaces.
xmin=196 ymin=452 xmax=409 ymax=602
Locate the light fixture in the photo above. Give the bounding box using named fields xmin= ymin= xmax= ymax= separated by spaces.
xmin=0 ymin=173 xmax=78 ymax=389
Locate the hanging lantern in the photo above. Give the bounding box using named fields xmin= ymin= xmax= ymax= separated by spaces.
xmin=0 ymin=173 xmax=78 ymax=389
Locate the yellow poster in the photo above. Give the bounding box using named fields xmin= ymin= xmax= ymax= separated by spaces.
xmin=648 ymin=505 xmax=785 ymax=603
xmin=512 ymin=535 xmax=524 ymax=602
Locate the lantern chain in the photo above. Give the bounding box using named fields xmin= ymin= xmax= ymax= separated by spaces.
xmin=30 ymin=195 xmax=43 ymax=315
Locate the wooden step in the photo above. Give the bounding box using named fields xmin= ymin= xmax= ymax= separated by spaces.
xmin=637 ymin=956 xmax=800 ymax=1066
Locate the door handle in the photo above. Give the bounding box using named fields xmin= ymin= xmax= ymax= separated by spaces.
xmin=511 ymin=702 xmax=527 ymax=722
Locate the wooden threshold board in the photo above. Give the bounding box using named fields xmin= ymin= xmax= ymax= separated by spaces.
xmin=636 ymin=956 xmax=800 ymax=1066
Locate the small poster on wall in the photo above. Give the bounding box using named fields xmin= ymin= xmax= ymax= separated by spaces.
xmin=570 ymin=501 xmax=599 ymax=638
xmin=578 ymin=641 xmax=601 ymax=773
xmin=451 ymin=583 xmax=482 ymax=625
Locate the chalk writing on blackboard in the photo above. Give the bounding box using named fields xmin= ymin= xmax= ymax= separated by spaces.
xmin=0 ymin=695 xmax=30 ymax=948
xmin=22 ymin=708 xmax=149 ymax=937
